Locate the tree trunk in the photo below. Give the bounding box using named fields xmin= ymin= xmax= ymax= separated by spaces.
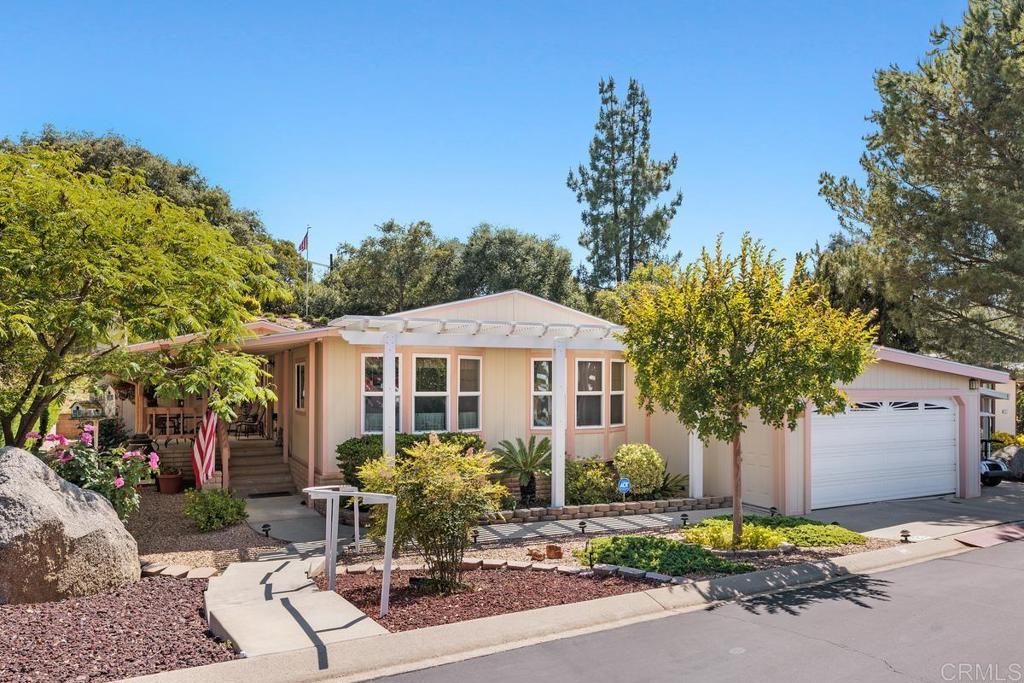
xmin=732 ymin=430 xmax=743 ymax=546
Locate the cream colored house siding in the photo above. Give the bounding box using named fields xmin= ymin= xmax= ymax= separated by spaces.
xmin=481 ymin=348 xmax=529 ymax=447
xmin=845 ymin=360 xmax=971 ymax=391
xmin=287 ymin=345 xmax=310 ymax=476
xmin=784 ymin=416 xmax=807 ymax=515
xmin=995 ymin=380 xmax=1017 ymax=435
xmin=320 ymin=337 xmax=359 ymax=477
xmin=398 ymin=290 xmax=607 ymax=326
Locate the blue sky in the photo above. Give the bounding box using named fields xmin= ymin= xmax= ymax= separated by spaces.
xmin=1 ymin=1 xmax=965 ymax=271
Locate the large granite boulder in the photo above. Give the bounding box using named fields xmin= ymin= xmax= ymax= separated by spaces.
xmin=994 ymin=445 xmax=1024 ymax=480
xmin=0 ymin=447 xmax=139 ymax=604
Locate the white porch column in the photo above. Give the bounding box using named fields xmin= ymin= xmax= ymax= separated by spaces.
xmin=382 ymin=332 xmax=397 ymax=463
xmin=688 ymin=430 xmax=704 ymax=498
xmin=550 ymin=340 xmax=568 ymax=507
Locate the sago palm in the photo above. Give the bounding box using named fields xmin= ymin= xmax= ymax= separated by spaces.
xmin=494 ymin=436 xmax=552 ymax=505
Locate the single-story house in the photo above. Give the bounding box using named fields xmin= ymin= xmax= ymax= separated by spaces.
xmin=125 ymin=290 xmax=1011 ymax=512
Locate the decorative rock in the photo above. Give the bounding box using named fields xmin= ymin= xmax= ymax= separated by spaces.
xmin=160 ymin=565 xmax=190 ymax=579
xmin=0 ymin=447 xmax=140 ymax=604
xmin=618 ymin=566 xmax=647 ymax=580
xmin=345 ymin=563 xmax=373 ymax=574
xmin=459 ymin=558 xmax=483 ymax=570
xmin=186 ymin=567 xmax=218 ymax=579
xmin=532 ymin=563 xmax=558 ymax=572
xmin=506 ymin=561 xmax=532 ymax=570
xmin=141 ymin=563 xmax=168 ymax=577
xmin=527 ymin=547 xmax=546 ymax=561
xmin=545 ymin=544 xmax=563 ymax=560
xmin=556 ymin=565 xmax=582 ymax=575
xmin=481 ymin=559 xmax=506 ymax=570
xmin=592 ymin=564 xmax=618 ymax=576
xmin=645 ymin=571 xmax=673 ymax=583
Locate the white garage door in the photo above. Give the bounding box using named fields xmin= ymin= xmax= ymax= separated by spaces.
xmin=811 ymin=399 xmax=957 ymax=509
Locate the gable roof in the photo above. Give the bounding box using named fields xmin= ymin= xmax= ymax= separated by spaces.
xmin=874 ymin=346 xmax=1009 ymax=383
xmin=392 ymin=290 xmax=614 ymax=326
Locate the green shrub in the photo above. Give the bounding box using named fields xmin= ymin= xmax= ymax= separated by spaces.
xmin=684 ymin=518 xmax=787 ymax=550
xmin=708 ymin=515 xmax=867 ymax=547
xmin=183 ymin=488 xmax=248 ymax=532
xmin=655 ymin=467 xmax=689 ymax=499
xmin=494 ymin=436 xmax=551 ymax=505
xmin=335 ymin=432 xmax=485 ymax=489
xmin=612 ymin=443 xmax=665 ymax=497
xmin=359 ymin=434 xmax=507 ymax=593
xmin=566 ymin=457 xmax=615 ymax=505
xmin=575 ymin=535 xmax=752 ymax=575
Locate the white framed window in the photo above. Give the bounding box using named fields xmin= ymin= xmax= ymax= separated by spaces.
xmin=531 ymin=358 xmax=552 ymax=428
xmin=413 ymin=355 xmax=448 ymax=432
xmin=294 ymin=362 xmax=306 ymax=412
xmin=610 ymin=360 xmax=625 ymax=426
xmin=361 ymin=354 xmax=401 ymax=434
xmin=576 ymin=359 xmax=603 ymax=428
xmin=457 ymin=356 xmax=482 ymax=431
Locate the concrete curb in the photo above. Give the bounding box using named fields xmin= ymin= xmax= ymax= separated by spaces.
xmin=125 ymin=536 xmax=972 ymax=683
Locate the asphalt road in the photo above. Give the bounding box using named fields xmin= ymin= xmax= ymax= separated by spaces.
xmin=371 ymin=541 xmax=1024 ymax=683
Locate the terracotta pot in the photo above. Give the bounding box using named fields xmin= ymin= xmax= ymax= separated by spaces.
xmin=156 ymin=472 xmax=183 ymax=495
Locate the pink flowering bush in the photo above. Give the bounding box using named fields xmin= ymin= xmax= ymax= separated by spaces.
xmin=44 ymin=427 xmax=159 ymax=519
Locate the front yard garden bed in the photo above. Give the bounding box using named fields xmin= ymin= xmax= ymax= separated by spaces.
xmin=126 ymin=489 xmax=285 ymax=570
xmin=318 ymin=568 xmax=653 ymax=632
xmin=0 ymin=577 xmax=236 ymax=683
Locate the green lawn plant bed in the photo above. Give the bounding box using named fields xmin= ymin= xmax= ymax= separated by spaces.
xmin=702 ymin=515 xmax=867 ymax=547
xmin=576 ymin=535 xmax=754 ymax=576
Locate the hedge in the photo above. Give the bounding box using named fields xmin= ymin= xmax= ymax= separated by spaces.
xmin=335 ymin=432 xmax=486 ymax=489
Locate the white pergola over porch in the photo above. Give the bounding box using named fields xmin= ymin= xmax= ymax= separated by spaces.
xmin=331 ymin=315 xmax=704 ymax=505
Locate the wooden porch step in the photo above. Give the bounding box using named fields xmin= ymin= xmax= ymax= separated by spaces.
xmin=228 ymin=454 xmax=288 ymax=467
xmin=231 ymin=463 xmax=293 ymax=477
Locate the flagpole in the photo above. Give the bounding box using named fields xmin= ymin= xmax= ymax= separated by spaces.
xmin=304 ymin=225 xmax=311 ymax=319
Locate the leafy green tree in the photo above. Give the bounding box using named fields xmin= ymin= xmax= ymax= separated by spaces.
xmin=820 ymin=0 xmax=1024 ymax=365
xmin=0 ymin=147 xmax=283 ymax=446
xmin=619 ymin=235 xmax=875 ymax=544
xmin=811 ymin=236 xmax=920 ymax=351
xmin=330 ymin=220 xmax=459 ymax=314
xmin=568 ymin=77 xmax=683 ymax=288
xmin=455 ymin=224 xmax=584 ymax=306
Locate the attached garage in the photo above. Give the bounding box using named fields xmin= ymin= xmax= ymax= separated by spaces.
xmin=810 ymin=399 xmax=958 ymax=509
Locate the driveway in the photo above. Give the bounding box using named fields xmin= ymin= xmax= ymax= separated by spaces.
xmin=370 ymin=540 xmax=1024 ymax=683
xmin=803 ymin=481 xmax=1024 ymax=540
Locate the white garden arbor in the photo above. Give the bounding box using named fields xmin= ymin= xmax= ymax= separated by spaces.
xmin=331 ymin=315 xmax=705 ymax=505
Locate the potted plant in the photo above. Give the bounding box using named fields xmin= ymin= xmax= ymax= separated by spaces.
xmin=156 ymin=466 xmax=183 ymax=494
xmin=494 ymin=436 xmax=551 ymax=506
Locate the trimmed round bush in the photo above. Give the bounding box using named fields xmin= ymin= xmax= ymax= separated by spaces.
xmin=566 ymin=458 xmax=615 ymax=505
xmin=612 ymin=443 xmax=665 ymax=497
xmin=183 ymin=488 xmax=248 ymax=532
xmin=684 ymin=519 xmax=787 ymax=550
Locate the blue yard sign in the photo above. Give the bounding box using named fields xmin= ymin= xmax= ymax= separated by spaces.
xmin=616 ymin=477 xmax=631 ymax=495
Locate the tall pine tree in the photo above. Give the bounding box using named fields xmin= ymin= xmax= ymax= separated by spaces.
xmin=568 ymin=77 xmax=683 ymax=288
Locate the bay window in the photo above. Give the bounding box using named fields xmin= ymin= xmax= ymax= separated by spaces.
xmin=362 ymin=354 xmax=400 ymax=433
xmin=576 ymin=359 xmax=603 ymax=428
xmin=532 ymin=359 xmax=552 ymax=428
xmin=414 ymin=356 xmax=448 ymax=432
xmin=457 ymin=356 xmax=481 ymax=431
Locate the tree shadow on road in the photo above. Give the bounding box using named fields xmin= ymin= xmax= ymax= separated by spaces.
xmin=719 ymin=574 xmax=893 ymax=616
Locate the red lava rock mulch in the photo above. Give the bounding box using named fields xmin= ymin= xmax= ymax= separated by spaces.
xmin=0 ymin=577 xmax=237 ymax=683
xmin=318 ymin=568 xmax=653 ymax=632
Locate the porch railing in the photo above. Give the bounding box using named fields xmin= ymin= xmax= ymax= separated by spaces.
xmin=145 ymin=407 xmax=202 ymax=442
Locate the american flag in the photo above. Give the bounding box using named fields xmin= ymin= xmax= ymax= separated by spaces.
xmin=298 ymin=230 xmax=308 ymax=252
xmin=191 ymin=410 xmax=218 ymax=489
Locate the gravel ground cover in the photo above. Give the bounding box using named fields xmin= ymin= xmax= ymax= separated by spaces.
xmin=0 ymin=577 xmax=236 ymax=683
xmin=126 ymin=489 xmax=286 ymax=569
xmin=321 ymin=568 xmax=653 ymax=632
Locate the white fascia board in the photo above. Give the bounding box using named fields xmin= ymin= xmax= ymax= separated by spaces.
xmin=339 ymin=330 xmax=624 ymax=351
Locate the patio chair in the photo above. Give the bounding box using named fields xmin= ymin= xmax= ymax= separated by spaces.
xmin=236 ymin=404 xmax=266 ymax=439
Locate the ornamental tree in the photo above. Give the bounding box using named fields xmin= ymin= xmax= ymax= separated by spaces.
xmin=0 ymin=147 xmax=286 ymax=446
xmin=619 ymin=235 xmax=875 ymax=544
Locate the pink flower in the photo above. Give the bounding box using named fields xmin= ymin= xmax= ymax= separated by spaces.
xmin=114 ymin=476 xmax=125 ymax=489
xmin=44 ymin=434 xmax=69 ymax=446
xmin=82 ymin=424 xmax=95 ymax=433
xmin=57 ymin=451 xmax=73 ymax=464
xmin=80 ymin=432 xmax=93 ymax=446
xmin=148 ymin=453 xmax=160 ymax=470
xmin=26 ymin=431 xmax=41 ymax=440
xmin=122 ymin=450 xmax=141 ymax=460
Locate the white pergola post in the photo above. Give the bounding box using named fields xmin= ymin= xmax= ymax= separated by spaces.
xmin=550 ymin=340 xmax=567 ymax=507
xmin=688 ymin=430 xmax=704 ymax=498
xmin=382 ymin=332 xmax=397 ymax=463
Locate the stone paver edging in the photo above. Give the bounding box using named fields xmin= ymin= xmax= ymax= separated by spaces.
xmin=141 ymin=561 xmax=219 ymax=580
xmin=125 ymin=534 xmax=972 ymax=683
